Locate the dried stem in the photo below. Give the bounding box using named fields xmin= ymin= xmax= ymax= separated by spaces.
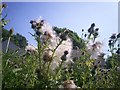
xmin=5 ymin=36 xmax=11 ymax=53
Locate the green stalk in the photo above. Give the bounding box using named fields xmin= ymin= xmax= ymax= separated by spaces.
xmin=47 ymin=40 xmax=63 ymax=76
xmin=53 ymin=60 xmax=64 ymax=80
xmin=66 ymin=68 xmax=71 ymax=80
xmin=37 ymin=38 xmax=42 ymax=69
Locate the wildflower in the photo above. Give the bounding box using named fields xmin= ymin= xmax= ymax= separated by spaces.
xmin=31 ymin=24 xmax=36 ymax=29
xmin=61 ymin=54 xmax=67 ymax=61
xmin=110 ymin=34 xmax=116 ymax=39
xmin=84 ymin=34 xmax=87 ymax=37
xmin=64 ymin=50 xmax=69 ymax=55
xmin=40 ymin=19 xmax=45 ymax=26
xmin=88 ymin=41 xmax=103 ymax=59
xmin=36 ymin=30 xmax=42 ymax=37
xmin=43 ymin=50 xmax=52 ymax=62
xmin=82 ymin=29 xmax=84 ymax=32
xmin=2 ymin=3 xmax=7 ymax=8
xmin=25 ymin=44 xmax=37 ymax=54
xmin=95 ymin=28 xmax=99 ymax=31
xmin=30 ymin=20 xmax=37 ymax=29
xmin=117 ymin=33 xmax=120 ymax=38
xmin=93 ymin=31 xmax=98 ymax=38
xmin=36 ymin=25 xmax=42 ymax=30
xmin=40 ymin=31 xmax=52 ymax=44
xmin=36 ymin=22 xmax=40 ymax=26
xmin=108 ymin=40 xmax=112 ymax=46
xmin=30 ymin=20 xmax=36 ymax=24
xmin=9 ymin=28 xmax=14 ymax=36
xmin=88 ymin=23 xmax=95 ymax=33
xmin=60 ymin=30 xmax=69 ymax=41
xmin=61 ymin=50 xmax=69 ymax=61
xmin=91 ymin=23 xmax=95 ymax=28
xmin=108 ymin=40 xmax=113 ymax=48
xmin=44 ymin=31 xmax=52 ymax=39
xmin=81 ymin=52 xmax=85 ymax=55
xmin=88 ymin=23 xmax=95 ymax=39
xmin=88 ymin=27 xmax=93 ymax=34
xmin=36 ymin=20 xmax=44 ymax=29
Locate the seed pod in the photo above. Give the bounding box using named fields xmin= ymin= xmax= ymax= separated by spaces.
xmin=44 ymin=31 xmax=52 ymax=39
xmin=95 ymin=28 xmax=99 ymax=31
xmin=2 ymin=3 xmax=7 ymax=8
xmin=81 ymin=52 xmax=85 ymax=55
xmin=43 ymin=51 xmax=52 ymax=62
xmin=82 ymin=29 xmax=84 ymax=32
xmin=61 ymin=54 xmax=67 ymax=61
xmin=84 ymin=34 xmax=87 ymax=37
xmin=91 ymin=23 xmax=95 ymax=28
xmin=40 ymin=20 xmax=44 ymax=26
xmin=60 ymin=30 xmax=69 ymax=41
xmin=93 ymin=32 xmax=98 ymax=37
xmin=31 ymin=24 xmax=36 ymax=29
xmin=30 ymin=20 xmax=34 ymax=24
xmin=110 ymin=34 xmax=116 ymax=39
xmin=36 ymin=31 xmax=42 ymax=37
xmin=64 ymin=50 xmax=69 ymax=55
xmin=117 ymin=33 xmax=120 ymax=38
xmin=118 ymin=44 xmax=119 ymax=47
xmin=9 ymin=28 xmax=14 ymax=36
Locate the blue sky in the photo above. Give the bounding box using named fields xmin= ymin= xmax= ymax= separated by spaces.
xmin=3 ymin=2 xmax=118 ymax=54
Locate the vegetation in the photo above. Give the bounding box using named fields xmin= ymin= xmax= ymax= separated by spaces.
xmin=1 ymin=3 xmax=120 ymax=89
xmin=53 ymin=26 xmax=85 ymax=49
xmin=2 ymin=28 xmax=28 ymax=49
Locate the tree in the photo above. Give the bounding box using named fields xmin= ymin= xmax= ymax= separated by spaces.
xmin=53 ymin=26 xmax=85 ymax=49
xmin=2 ymin=28 xmax=28 ymax=49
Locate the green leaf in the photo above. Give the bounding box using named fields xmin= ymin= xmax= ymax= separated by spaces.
xmin=13 ymin=68 xmax=22 ymax=73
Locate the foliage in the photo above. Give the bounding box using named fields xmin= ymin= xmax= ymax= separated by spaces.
xmin=53 ymin=26 xmax=85 ymax=49
xmin=1 ymin=3 xmax=120 ymax=89
xmin=2 ymin=28 xmax=28 ymax=49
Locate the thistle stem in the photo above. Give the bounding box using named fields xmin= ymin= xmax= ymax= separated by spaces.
xmin=47 ymin=40 xmax=63 ymax=76
xmin=37 ymin=38 xmax=42 ymax=69
xmin=54 ymin=60 xmax=64 ymax=80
